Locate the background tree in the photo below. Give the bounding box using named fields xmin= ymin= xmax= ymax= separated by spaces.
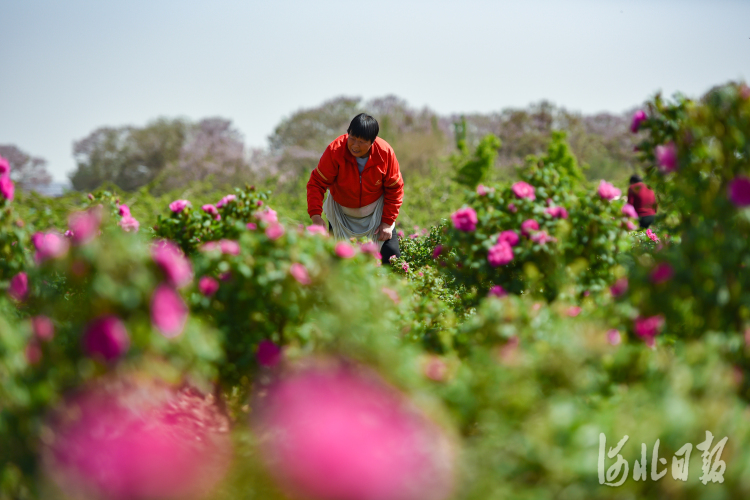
xmin=0 ymin=144 xmax=53 ymax=190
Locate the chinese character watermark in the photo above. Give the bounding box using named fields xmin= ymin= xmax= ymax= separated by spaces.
xmin=598 ymin=431 xmax=727 ymax=486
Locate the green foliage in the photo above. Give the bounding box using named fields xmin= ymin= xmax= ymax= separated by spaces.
xmin=452 ymin=134 xmax=502 ymax=189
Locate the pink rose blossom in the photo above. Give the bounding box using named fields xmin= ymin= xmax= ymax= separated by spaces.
xmin=335 ymin=242 xmax=356 ymax=258
xmin=606 ymin=329 xmax=622 ymax=346
xmin=451 ymin=207 xmax=478 ymax=232
xmin=487 ymin=242 xmax=514 ymax=267
xmin=650 ymin=262 xmax=674 ymax=284
xmin=168 ymin=199 xmax=191 ymax=213
xmin=68 ymin=208 xmax=102 ymax=246
xmin=219 ymin=239 xmax=240 ymax=255
xmin=198 ymin=276 xmax=220 ymax=296
xmin=545 ymin=206 xmax=568 ymax=219
xmin=488 ymin=285 xmax=507 ymax=298
xmin=507 ymin=203 xmax=517 ymax=213
xmin=423 ymin=355 xmax=448 ymax=382
xmin=622 ymin=203 xmax=638 ymax=219
xmin=246 ymin=222 xmax=257 ymax=230
xmin=409 ymin=233 xmax=418 ymax=239
xmin=290 ymin=263 xmax=311 ymax=285
xmin=382 ymin=287 xmax=400 ymax=304
xmin=634 ymin=315 xmax=665 ymax=347
xmin=150 ymin=285 xmax=188 ymax=338
xmin=626 ymin=220 xmax=637 ymax=231
xmin=0 ymin=155 xmax=9 ymax=177
xmin=598 ymin=180 xmax=621 ymax=201
xmin=646 ymin=228 xmax=659 ymax=242
xmin=397 ymin=230 xmax=405 ymax=238
xmin=497 ymin=230 xmax=519 ymax=247
xmin=86 ymin=193 xmax=94 ymax=200
xmin=432 ymin=245 xmax=443 ymax=259
xmin=256 ymin=200 xmax=264 ymax=206
xmin=360 ymin=241 xmax=378 ymax=255
xmin=9 ymin=272 xmax=28 ymax=301
xmin=630 ymin=110 xmax=647 ymax=133
xmin=256 ymin=208 xmax=279 ymax=224
xmin=215 ymin=194 xmax=236 ymax=208
xmin=199 ymin=241 xmax=220 ymax=252
xmin=0 ymin=176 xmax=14 ymax=201
xmin=151 ymin=240 xmax=193 ymax=288
xmin=401 ymin=262 xmax=410 ymax=273
xmin=511 ymin=181 xmax=536 ymax=200
xmin=476 ymin=184 xmax=493 ymax=196
xmin=728 ymin=176 xmax=750 ymax=207
xmin=306 ymin=224 xmax=327 ymax=235
xmin=201 ymin=204 xmax=220 ymax=220
xmin=64 ymin=230 xmax=74 ymax=238
xmin=257 ymin=340 xmax=282 ymax=367
xmin=266 ymin=223 xmax=285 ymax=240
xmin=566 ymin=306 xmax=582 ymax=317
xmin=530 ymin=230 xmax=556 ymax=245
xmin=520 ymin=219 xmax=539 ymax=237
xmin=219 ymin=272 xmax=232 ymax=281
xmin=655 ymin=142 xmax=677 ymax=173
xmin=255 ymin=363 xmax=455 ymax=500
xmin=118 ymin=216 xmax=140 ymax=233
xmin=610 ymin=278 xmax=628 ymax=297
xmin=118 ymin=204 xmax=130 ymax=217
xmin=32 ymin=315 xmax=55 ymax=341
xmin=83 ymin=316 xmax=130 ymax=361
xmin=32 ymin=232 xmax=69 ymax=263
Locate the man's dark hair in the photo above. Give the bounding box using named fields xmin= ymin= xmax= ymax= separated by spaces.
xmin=347 ymin=113 xmax=379 ymax=143
xmin=630 ymin=174 xmax=643 ymax=184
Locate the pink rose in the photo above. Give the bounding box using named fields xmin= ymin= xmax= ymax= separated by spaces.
xmin=497 ymin=230 xmax=519 ymax=246
xmin=530 ymin=230 xmax=556 ymax=245
xmin=650 ymin=262 xmax=674 ymax=284
xmin=360 ymin=241 xmax=378 ymax=255
xmin=397 ymin=230 xmax=405 ymax=238
xmin=630 ymin=110 xmax=647 ymax=133
xmin=246 ymin=222 xmax=257 ymax=230
xmin=610 ymin=277 xmax=628 ymax=297
xmin=606 ymin=329 xmax=622 ymax=346
xmin=401 ymin=262 xmax=410 ymax=273
xmin=598 ymin=180 xmax=621 ymax=201
xmin=306 ymin=224 xmax=327 ymax=235
xmin=32 ymin=315 xmax=55 ymax=341
xmin=257 ymin=340 xmax=282 ymax=367
xmin=511 ymin=181 xmax=536 ymax=200
xmin=451 ymin=207 xmax=478 ymax=232
xmin=201 ymin=204 xmax=220 ymax=220
xmin=32 ymin=232 xmax=69 ymax=263
xmin=621 ymin=203 xmax=638 ymax=219
xmin=545 ymin=206 xmax=568 ymax=219
xmin=646 ymin=228 xmax=659 ymax=242
xmin=266 ymin=223 xmax=285 ymax=240
xmin=728 ymin=176 xmax=750 ymax=207
xmin=150 ymin=285 xmax=188 ymax=338
xmin=432 ymin=245 xmax=443 ymax=259
xmin=487 ymin=242 xmax=514 ymax=267
xmin=476 ymin=184 xmax=493 ymax=196
xmin=0 ymin=176 xmax=14 ymax=201
xmin=256 ymin=200 xmax=264 ymax=206
xmin=118 ymin=215 xmax=140 ymax=233
xmin=507 ymin=203 xmax=517 ymax=213
xmin=382 ymin=287 xmax=400 ymax=304
xmin=256 ymin=208 xmax=279 ymax=224
xmin=634 ymin=315 xmax=665 ymax=347
xmin=8 ymin=272 xmax=28 ymax=301
xmin=151 ymin=240 xmax=193 ymax=288
xmin=0 ymin=155 xmax=9 ymax=177
xmin=118 ymin=204 xmax=130 ymax=217
xmin=335 ymin=242 xmax=356 ymax=258
xmin=626 ymin=220 xmax=637 ymax=231
xmin=520 ymin=219 xmax=539 ymax=237
xmin=488 ymin=285 xmax=507 ymax=298
xmin=216 ymin=194 xmax=236 ymax=208
xmin=423 ymin=355 xmax=448 ymax=382
xmin=68 ymin=207 xmax=102 ymax=246
xmin=566 ymin=306 xmax=582 ymax=317
xmin=83 ymin=316 xmax=130 ymax=361
xmin=198 ymin=276 xmax=220 ymax=296
xmin=168 ymin=199 xmax=191 ymax=213
xmin=219 ymin=239 xmax=240 ymax=255
xmin=290 ymin=263 xmax=311 ymax=285
xmin=655 ymin=142 xmax=677 ymax=173
xmin=409 ymin=233 xmax=418 ymax=239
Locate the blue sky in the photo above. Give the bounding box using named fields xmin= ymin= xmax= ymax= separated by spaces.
xmin=1 ymin=0 xmax=749 ymax=182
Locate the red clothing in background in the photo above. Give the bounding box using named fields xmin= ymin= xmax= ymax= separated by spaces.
xmin=307 ymin=134 xmax=404 ymax=226
xmin=627 ymin=182 xmax=657 ymax=217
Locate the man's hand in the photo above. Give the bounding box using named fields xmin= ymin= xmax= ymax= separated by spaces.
xmin=374 ymin=222 xmax=392 ymax=241
xmin=311 ymin=215 xmax=325 ymax=227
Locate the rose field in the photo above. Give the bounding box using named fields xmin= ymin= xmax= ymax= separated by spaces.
xmin=1 ymin=82 xmax=750 ymax=499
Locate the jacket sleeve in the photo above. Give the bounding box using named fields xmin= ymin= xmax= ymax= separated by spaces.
xmin=307 ymin=146 xmax=338 ymax=218
xmin=381 ymin=150 xmax=404 ymax=226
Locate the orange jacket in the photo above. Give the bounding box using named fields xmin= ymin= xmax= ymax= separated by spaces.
xmin=307 ymin=134 xmax=404 ymax=226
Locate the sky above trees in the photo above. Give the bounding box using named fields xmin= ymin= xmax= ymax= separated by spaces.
xmin=1 ymin=0 xmax=749 ymax=182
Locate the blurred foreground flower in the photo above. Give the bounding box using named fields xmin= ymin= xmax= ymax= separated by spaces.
xmin=255 ymin=362 xmax=455 ymax=500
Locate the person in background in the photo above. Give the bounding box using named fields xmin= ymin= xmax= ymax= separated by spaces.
xmin=627 ymin=174 xmax=657 ymax=229
xmin=307 ymin=113 xmax=404 ymax=265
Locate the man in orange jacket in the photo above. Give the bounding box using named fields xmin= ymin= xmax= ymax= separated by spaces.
xmin=307 ymin=113 xmax=404 ymax=264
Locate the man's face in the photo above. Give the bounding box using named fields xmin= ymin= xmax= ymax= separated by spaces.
xmin=347 ymin=134 xmax=373 ymax=157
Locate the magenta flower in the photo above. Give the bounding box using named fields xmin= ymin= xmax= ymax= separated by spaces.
xmin=630 ymin=110 xmax=647 ymax=133
xmin=32 ymin=315 xmax=55 ymax=341
xmin=655 ymin=142 xmax=677 ymax=173
xmin=646 ymin=228 xmax=659 ymax=242
xmin=606 ymin=329 xmax=622 ymax=346
xmin=610 ymin=277 xmax=628 ymax=297
xmin=335 ymin=242 xmax=356 ymax=258
xmin=498 ymin=230 xmax=519 ymax=247
xmin=118 ymin=204 xmax=130 ymax=217
xmin=266 ymin=223 xmax=285 ymax=240
xmin=531 ymin=230 xmax=556 ymax=244
xmin=520 ymin=219 xmax=539 ymax=237
xmin=487 ymin=242 xmax=514 ymax=267
xmin=650 ymin=262 xmax=674 ymax=284
xmin=306 ymin=224 xmax=327 ymax=236
xmin=0 ymin=176 xmax=14 ymax=201
xmin=83 ymin=316 xmax=130 ymax=361
xmin=32 ymin=231 xmax=69 ymax=263
xmin=401 ymin=262 xmax=410 ymax=273
xmin=432 ymin=245 xmax=443 ymax=259
xmin=382 ymin=287 xmax=400 ymax=304
xmin=507 ymin=203 xmax=517 ymax=213
xmin=201 ymin=204 xmax=220 ymax=220
xmin=216 ymin=194 xmax=236 ymax=208
xmin=257 ymin=340 xmax=282 ymax=367
xmin=634 ymin=315 xmax=665 ymax=347
xmin=451 ymin=207 xmax=478 ymax=232
xmin=168 ymin=199 xmax=191 ymax=213
xmin=598 ymin=180 xmax=621 ymax=201
xmin=118 ymin=216 xmax=140 ymax=233
xmin=511 ymin=181 xmax=536 ymax=200
xmin=256 ymin=208 xmax=279 ymax=224
xmin=198 ymin=276 xmax=220 ymax=296
xmin=488 ymin=285 xmax=507 ymax=298
xmin=545 ymin=206 xmax=568 ymax=219
xmin=409 ymin=233 xmax=418 ymax=239
xmin=566 ymin=306 xmax=582 ymax=317
xmin=151 ymin=240 xmax=193 ymax=288
xmin=150 ymin=285 xmax=188 ymax=338
xmin=246 ymin=222 xmax=257 ymax=230
xmin=200 ymin=241 xmax=220 ymax=253
xmin=728 ymin=176 xmax=750 ymax=207
xmin=256 ymin=200 xmax=264 ymax=206
xmin=397 ymin=230 xmax=405 ymax=238
xmin=360 ymin=241 xmax=378 ymax=255
xmin=219 ymin=239 xmax=240 ymax=255
xmin=622 ymin=203 xmax=638 ymax=219
xmin=423 ymin=355 xmax=448 ymax=382
xmin=626 ymin=220 xmax=637 ymax=231
xmin=0 ymin=155 xmax=9 ymax=177
xmin=476 ymin=184 xmax=493 ymax=196
xmin=8 ymin=272 xmax=28 ymax=301
xmin=256 ymin=364 xmax=455 ymax=500
xmin=290 ymin=263 xmax=311 ymax=285
xmin=68 ymin=208 xmax=102 ymax=246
